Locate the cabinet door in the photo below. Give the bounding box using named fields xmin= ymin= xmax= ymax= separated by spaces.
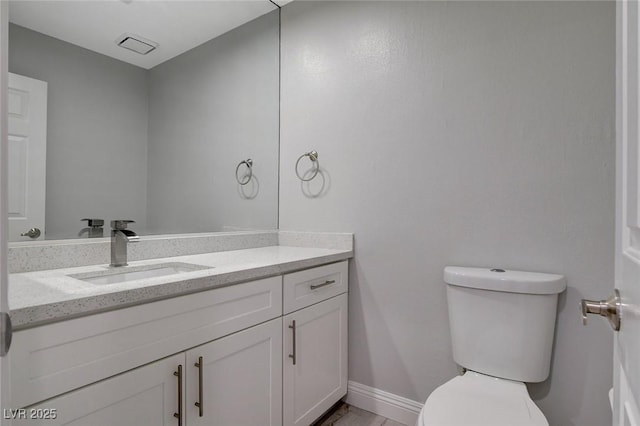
xmin=283 ymin=294 xmax=348 ymax=426
xmin=186 ymin=318 xmax=282 ymax=426
xmin=27 ymin=353 xmax=185 ymax=426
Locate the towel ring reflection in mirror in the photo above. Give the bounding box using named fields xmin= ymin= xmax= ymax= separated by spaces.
xmin=235 ymin=159 xmax=253 ymax=185
xmin=295 ymin=151 xmax=320 ymax=181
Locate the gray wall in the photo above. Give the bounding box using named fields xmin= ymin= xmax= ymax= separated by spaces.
xmin=279 ymin=2 xmax=615 ymax=426
xmin=9 ymin=24 xmax=149 ymax=239
xmin=146 ymin=10 xmax=280 ymax=234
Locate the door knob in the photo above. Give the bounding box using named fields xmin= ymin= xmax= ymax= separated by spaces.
xmin=581 ymin=289 xmax=621 ymax=331
xmin=20 ymin=228 xmax=41 ymax=239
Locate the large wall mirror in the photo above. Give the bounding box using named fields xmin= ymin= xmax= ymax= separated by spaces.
xmin=7 ymin=0 xmax=280 ymax=241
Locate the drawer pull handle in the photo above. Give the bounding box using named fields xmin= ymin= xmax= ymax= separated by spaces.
xmin=194 ymin=356 xmax=204 ymax=417
xmin=310 ymin=280 xmax=335 ymax=290
xmin=174 ymin=364 xmax=183 ymax=426
xmin=288 ymin=320 xmax=296 ymax=365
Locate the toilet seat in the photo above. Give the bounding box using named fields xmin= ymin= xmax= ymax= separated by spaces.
xmin=418 ymin=372 xmax=548 ymax=426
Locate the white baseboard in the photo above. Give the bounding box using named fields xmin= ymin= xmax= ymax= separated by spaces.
xmin=345 ymin=381 xmax=424 ymax=426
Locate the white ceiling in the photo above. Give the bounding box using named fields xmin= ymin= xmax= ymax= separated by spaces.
xmin=8 ymin=0 xmax=279 ymax=69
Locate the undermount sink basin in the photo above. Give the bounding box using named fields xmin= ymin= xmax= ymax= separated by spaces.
xmin=69 ymin=262 xmax=213 ymax=285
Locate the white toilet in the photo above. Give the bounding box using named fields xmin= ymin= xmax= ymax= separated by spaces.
xmin=418 ymin=266 xmax=566 ymax=426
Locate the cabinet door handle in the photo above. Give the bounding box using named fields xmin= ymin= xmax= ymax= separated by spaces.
xmin=310 ymin=279 xmax=335 ymax=290
xmin=174 ymin=364 xmax=183 ymax=426
xmin=194 ymin=356 xmax=204 ymax=417
xmin=288 ymin=320 xmax=296 ymax=365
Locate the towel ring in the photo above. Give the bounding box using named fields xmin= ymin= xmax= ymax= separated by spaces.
xmin=235 ymin=159 xmax=253 ymax=185
xmin=295 ymin=151 xmax=320 ymax=181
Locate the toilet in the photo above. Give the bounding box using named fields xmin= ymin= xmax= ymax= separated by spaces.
xmin=418 ymin=266 xmax=566 ymax=426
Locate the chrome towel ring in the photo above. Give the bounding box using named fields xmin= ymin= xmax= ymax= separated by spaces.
xmin=295 ymin=151 xmax=320 ymax=181
xmin=235 ymin=159 xmax=253 ymax=185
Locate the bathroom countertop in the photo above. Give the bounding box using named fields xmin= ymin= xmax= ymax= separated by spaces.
xmin=9 ymin=245 xmax=353 ymax=329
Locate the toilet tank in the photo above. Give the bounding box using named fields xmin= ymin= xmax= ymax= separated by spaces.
xmin=444 ymin=266 xmax=566 ymax=383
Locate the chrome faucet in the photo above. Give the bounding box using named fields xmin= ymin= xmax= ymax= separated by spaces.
xmin=110 ymin=220 xmax=140 ymax=267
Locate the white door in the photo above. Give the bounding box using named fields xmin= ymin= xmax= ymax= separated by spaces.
xmin=26 ymin=353 xmax=184 ymax=425
xmin=186 ymin=318 xmax=283 ymax=426
xmin=283 ymin=294 xmax=348 ymax=426
xmin=614 ymin=1 xmax=640 ymax=425
xmin=0 ymin=1 xmax=11 ymax=421
xmin=7 ymin=72 xmax=46 ymax=241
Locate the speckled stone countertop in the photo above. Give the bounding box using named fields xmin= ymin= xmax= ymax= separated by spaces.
xmin=10 ymin=245 xmax=353 ymax=329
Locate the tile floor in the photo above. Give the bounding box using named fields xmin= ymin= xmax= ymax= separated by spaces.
xmin=315 ymin=403 xmax=407 ymax=426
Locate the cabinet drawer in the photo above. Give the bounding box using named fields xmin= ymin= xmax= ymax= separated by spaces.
xmin=11 ymin=276 xmax=282 ymax=408
xmin=283 ymin=261 xmax=348 ymax=314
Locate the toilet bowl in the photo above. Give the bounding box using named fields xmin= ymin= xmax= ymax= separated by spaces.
xmin=417 ymin=372 xmax=547 ymax=426
xmin=417 ymin=266 xmax=565 ymax=426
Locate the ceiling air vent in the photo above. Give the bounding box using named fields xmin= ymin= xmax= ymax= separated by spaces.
xmin=115 ymin=33 xmax=158 ymax=55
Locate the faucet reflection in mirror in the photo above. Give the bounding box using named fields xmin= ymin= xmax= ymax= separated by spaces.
xmin=78 ymin=218 xmax=104 ymax=238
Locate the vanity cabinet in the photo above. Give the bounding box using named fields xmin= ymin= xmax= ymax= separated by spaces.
xmin=28 ymin=319 xmax=283 ymax=426
xmin=11 ymin=260 xmax=349 ymax=426
xmin=10 ymin=276 xmax=282 ymax=408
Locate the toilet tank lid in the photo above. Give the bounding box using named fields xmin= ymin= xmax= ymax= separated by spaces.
xmin=444 ymin=266 xmax=566 ymax=295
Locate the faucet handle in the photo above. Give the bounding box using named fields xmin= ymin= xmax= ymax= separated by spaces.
xmin=111 ymin=220 xmax=135 ymax=231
